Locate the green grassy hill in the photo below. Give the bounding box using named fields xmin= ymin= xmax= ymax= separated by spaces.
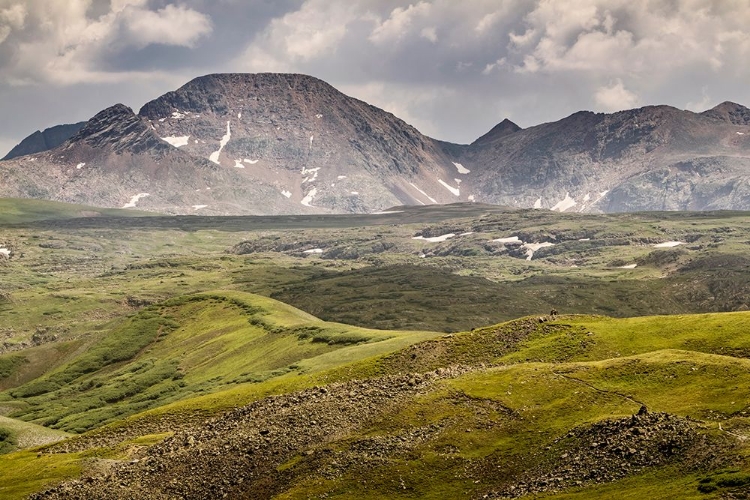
xmin=0 ymin=291 xmax=437 ymax=434
xmin=2 ymin=311 xmax=748 ymax=499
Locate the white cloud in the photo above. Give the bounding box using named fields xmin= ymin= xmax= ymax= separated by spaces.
xmin=420 ymin=26 xmax=437 ymax=43
xmin=117 ymin=4 xmax=212 ymax=49
xmin=0 ymin=1 xmax=212 ymax=85
xmin=594 ymin=79 xmax=639 ymax=111
xmin=369 ymin=2 xmax=432 ymax=45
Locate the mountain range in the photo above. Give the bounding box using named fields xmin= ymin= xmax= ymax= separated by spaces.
xmin=1 ymin=73 xmax=749 ymax=215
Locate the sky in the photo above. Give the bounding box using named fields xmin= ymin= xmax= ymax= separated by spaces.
xmin=1 ymin=0 xmax=750 ymax=155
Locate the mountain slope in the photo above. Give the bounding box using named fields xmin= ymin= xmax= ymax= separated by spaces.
xmin=138 ymin=73 xmax=464 ymax=211
xmin=2 ymin=122 xmax=85 ymax=161
xmin=14 ymin=312 xmax=750 ymax=499
xmin=459 ymin=103 xmax=750 ymax=212
xmin=1 ymin=73 xmax=750 ymax=214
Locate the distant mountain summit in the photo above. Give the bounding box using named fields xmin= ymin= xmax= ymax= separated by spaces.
xmin=1 ymin=74 xmax=749 ymax=214
xmin=2 ymin=122 xmax=85 ymax=160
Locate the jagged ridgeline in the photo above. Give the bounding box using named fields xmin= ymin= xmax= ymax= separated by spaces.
xmin=1 ymin=73 xmax=750 ymax=214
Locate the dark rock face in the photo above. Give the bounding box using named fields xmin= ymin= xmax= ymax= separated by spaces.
xmin=65 ymin=104 xmax=170 ymax=156
xmin=2 ymin=122 xmax=85 ymax=160
xmin=1 ymin=73 xmax=750 ymax=214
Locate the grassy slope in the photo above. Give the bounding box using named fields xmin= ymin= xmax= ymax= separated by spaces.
xmin=0 ymin=198 xmax=153 ymax=224
xmin=1 ymin=291 xmax=438 ymax=433
xmin=2 ymin=312 xmax=746 ymax=499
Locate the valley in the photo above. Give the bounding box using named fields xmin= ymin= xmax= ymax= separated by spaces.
xmin=0 ymin=199 xmax=749 ymax=498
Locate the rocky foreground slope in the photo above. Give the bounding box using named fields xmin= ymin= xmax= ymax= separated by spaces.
xmin=2 ymin=73 xmax=750 ymax=214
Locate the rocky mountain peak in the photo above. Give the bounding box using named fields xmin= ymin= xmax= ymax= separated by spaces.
xmin=67 ymin=104 xmax=169 ymax=155
xmin=471 ymin=118 xmax=522 ymax=146
xmin=702 ymin=101 xmax=750 ymax=125
xmin=2 ymin=122 xmax=86 ymax=161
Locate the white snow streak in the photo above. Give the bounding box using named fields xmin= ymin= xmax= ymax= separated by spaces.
xmin=654 ymin=241 xmax=684 ymax=248
xmin=233 ymin=160 xmax=245 ymax=169
xmin=281 ymin=190 xmax=292 ymax=198
xmin=493 ymin=236 xmax=521 ymax=243
xmin=122 ymin=193 xmax=149 ymax=209
xmin=413 ymin=233 xmax=455 ymax=243
xmin=551 ymin=192 xmax=576 ymax=212
xmin=0 ymin=248 xmax=10 ymax=257
xmin=162 ymin=136 xmax=190 ymax=148
xmin=244 ymin=159 xmax=259 ymax=164
xmin=350 ymin=191 xmax=359 ymax=195
xmin=438 ymin=179 xmax=460 ymax=196
xmin=523 ymin=242 xmax=555 ymax=261
xmin=337 ymin=175 xmax=347 ymax=180
xmin=209 ymin=121 xmax=231 ymax=165
xmin=619 ymin=264 xmax=637 ymax=269
xmin=534 ymin=197 xmax=542 ymax=209
xmin=304 ymin=248 xmax=323 ymax=254
xmin=192 ymin=205 xmax=208 ymax=210
xmin=171 ymin=111 xmax=185 ymax=119
xmin=468 ymin=194 xmax=476 ymax=202
xmin=301 ymin=188 xmax=317 ymax=206
xmin=408 ymin=182 xmax=437 ymax=203
xmin=452 ymin=162 xmax=470 ymax=174
xmin=76 ymin=162 xmax=85 ymax=169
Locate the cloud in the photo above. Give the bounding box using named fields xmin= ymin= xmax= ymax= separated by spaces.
xmin=116 ymin=4 xmax=212 ymax=49
xmin=369 ymin=2 xmax=432 ymax=45
xmin=0 ymin=0 xmax=212 ymax=85
xmin=594 ymin=79 xmax=639 ymax=111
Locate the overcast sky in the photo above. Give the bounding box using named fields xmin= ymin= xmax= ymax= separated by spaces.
xmin=1 ymin=0 xmax=749 ymax=155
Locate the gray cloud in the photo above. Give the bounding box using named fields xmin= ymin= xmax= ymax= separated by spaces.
xmin=1 ymin=0 xmax=749 ymax=153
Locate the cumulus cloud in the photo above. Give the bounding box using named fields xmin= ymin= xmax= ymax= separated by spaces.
xmin=3 ymin=0 xmax=750 ymax=151
xmin=0 ymin=0 xmax=212 ymax=85
xmin=595 ymin=79 xmax=639 ymax=111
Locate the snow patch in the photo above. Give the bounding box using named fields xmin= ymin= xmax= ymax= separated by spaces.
xmin=301 ymin=166 xmax=320 ymax=183
xmin=301 ymin=187 xmax=317 ymax=206
xmin=309 ymin=135 xmax=314 ymax=148
xmin=551 ymin=192 xmax=576 ymax=212
xmin=619 ymin=264 xmax=637 ymax=269
xmin=76 ymin=162 xmax=85 ymax=169
xmin=408 ymin=182 xmax=438 ymax=204
xmin=158 ymin=118 xmax=166 ymax=122
xmin=372 ymin=210 xmax=404 ymax=214
xmin=599 ymin=190 xmax=609 ymax=198
xmin=337 ymin=175 xmax=347 ymax=180
xmin=350 ymin=191 xmax=359 ymax=195
xmin=0 ymin=248 xmax=10 ymax=257
xmin=304 ymin=248 xmax=324 ymax=254
xmin=460 ymin=232 xmax=474 ymax=236
xmin=238 ymin=112 xmax=242 ymax=119
xmin=162 ymin=136 xmax=190 ymax=148
xmin=523 ymin=242 xmax=555 ymax=261
xmin=209 ymin=121 xmax=231 ymax=165
xmin=438 ymin=179 xmax=460 ymax=196
xmin=534 ymin=198 xmax=542 ymax=209
xmin=192 ymin=205 xmax=208 ymax=210
xmin=122 ymin=193 xmax=149 ymax=209
xmin=233 ymin=160 xmax=245 ymax=169
xmin=281 ymin=190 xmax=292 ymax=198
xmin=583 ymin=193 xmax=591 ymax=202
xmin=468 ymin=194 xmax=476 ymax=202
xmin=413 ymin=233 xmax=456 ymax=243
xmin=654 ymin=241 xmax=684 ymax=248
xmin=171 ymin=111 xmax=185 ymax=119
xmin=578 ymin=238 xmax=590 ymax=241
xmin=738 ymin=132 xmax=745 ymax=135
xmin=316 ymin=114 xmax=323 ymax=119
xmin=244 ymin=159 xmax=259 ymax=164
xmin=493 ymin=236 xmax=520 ymax=243
xmin=452 ymin=162 xmax=470 ymax=174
